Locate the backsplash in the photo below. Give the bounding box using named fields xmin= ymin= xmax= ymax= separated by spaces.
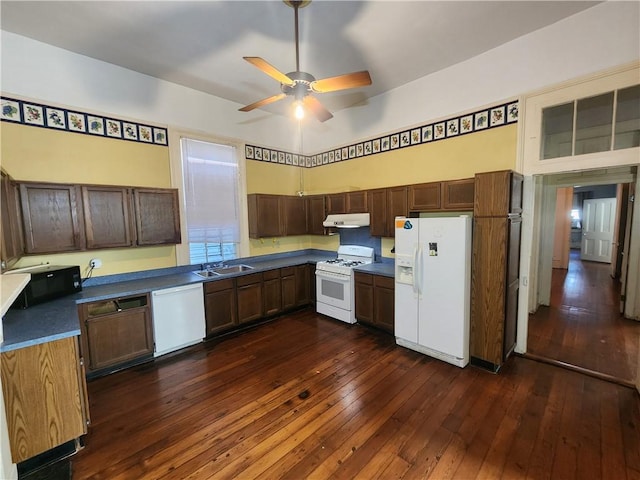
xmin=339 ymin=227 xmax=382 ymax=261
xmin=1 ymin=96 xmax=168 ymax=146
xmin=245 ymin=100 xmax=518 ymax=168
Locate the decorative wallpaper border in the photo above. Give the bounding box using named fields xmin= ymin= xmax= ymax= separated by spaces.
xmin=245 ymin=100 xmax=519 ymax=168
xmin=1 ymin=96 xmax=168 ymax=146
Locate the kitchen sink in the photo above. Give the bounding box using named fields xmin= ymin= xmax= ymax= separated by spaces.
xmin=194 ymin=264 xmax=254 ymax=278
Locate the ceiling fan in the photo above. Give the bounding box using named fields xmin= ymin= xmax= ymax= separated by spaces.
xmin=238 ymin=0 xmax=372 ymax=122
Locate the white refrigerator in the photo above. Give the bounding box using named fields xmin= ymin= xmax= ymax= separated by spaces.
xmin=394 ymin=216 xmax=472 ymax=367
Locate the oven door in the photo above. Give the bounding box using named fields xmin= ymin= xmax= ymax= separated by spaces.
xmin=315 ymin=269 xmax=352 ymax=311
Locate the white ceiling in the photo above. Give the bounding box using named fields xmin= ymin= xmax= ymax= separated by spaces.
xmin=1 ymin=1 xmax=600 ymax=119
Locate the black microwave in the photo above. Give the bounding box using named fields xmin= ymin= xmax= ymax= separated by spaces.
xmin=11 ymin=265 xmax=82 ymax=309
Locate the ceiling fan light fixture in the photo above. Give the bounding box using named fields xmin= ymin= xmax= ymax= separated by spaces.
xmin=294 ymin=100 xmax=305 ymax=120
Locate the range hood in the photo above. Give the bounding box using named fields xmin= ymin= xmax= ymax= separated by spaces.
xmin=323 ymin=213 xmax=370 ymax=229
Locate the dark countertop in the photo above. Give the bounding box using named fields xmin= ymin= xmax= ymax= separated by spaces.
xmin=1 ymin=251 xmax=336 ymax=353
xmin=353 ymin=261 xmax=395 ymax=277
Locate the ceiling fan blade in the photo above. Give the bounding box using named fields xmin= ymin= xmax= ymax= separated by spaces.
xmin=310 ymin=70 xmax=372 ymax=93
xmin=239 ymin=93 xmax=287 ymax=112
xmin=303 ymin=96 xmax=333 ymax=122
xmin=243 ymin=57 xmax=295 ymax=86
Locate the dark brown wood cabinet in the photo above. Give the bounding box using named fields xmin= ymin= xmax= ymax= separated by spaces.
xmin=354 ymin=272 xmax=395 ymax=334
xmin=82 ymin=185 xmax=134 ymax=249
xmin=442 ymin=178 xmax=475 ymax=210
xmin=470 ymin=170 xmax=523 ymax=372
xmin=236 ymin=272 xmax=263 ymax=324
xmin=20 ymin=182 xmax=85 ymax=254
xmin=248 ymin=194 xmax=283 ymax=238
xmin=281 ymin=267 xmax=297 ymax=311
xmin=369 ymin=186 xmax=409 ymax=237
xmin=263 ymin=268 xmax=282 ymax=317
xmin=326 ymin=193 xmax=347 ymax=214
xmin=408 ymin=182 xmax=441 ymax=211
xmin=1 ymin=336 xmax=89 ymax=463
xmin=346 ymin=191 xmax=368 ymax=213
xmin=282 ymin=196 xmax=307 ymax=235
xmin=295 ymin=264 xmax=311 ymax=306
xmin=204 ymin=278 xmax=237 ymax=336
xmin=306 ymin=195 xmax=326 ymax=235
xmin=1 ymin=170 xmax=24 ymax=269
xmin=78 ymin=294 xmax=154 ymax=374
xmin=133 ymin=188 xmax=181 ymax=245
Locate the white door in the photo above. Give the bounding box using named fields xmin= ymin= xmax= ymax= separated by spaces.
xmin=581 ymin=197 xmax=617 ymax=263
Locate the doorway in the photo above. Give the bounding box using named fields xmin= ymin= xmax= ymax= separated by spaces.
xmin=526 ymin=175 xmax=639 ymax=385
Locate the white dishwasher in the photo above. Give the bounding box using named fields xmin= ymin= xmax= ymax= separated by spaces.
xmin=151 ymin=283 xmax=205 ymax=357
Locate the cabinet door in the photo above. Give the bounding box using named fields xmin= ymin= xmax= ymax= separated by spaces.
xmin=470 ymin=217 xmax=508 ymax=366
xmin=281 ymin=267 xmax=296 ymax=311
xmin=1 ymin=336 xmax=88 ymax=463
xmin=204 ymin=278 xmax=237 ymax=335
xmin=326 ymin=193 xmax=347 ymax=214
xmin=374 ymin=277 xmax=395 ymax=334
xmin=442 ymin=178 xmax=475 ymax=211
xmin=1 ymin=171 xmax=24 ymax=269
xmin=82 ymin=185 xmax=133 ymax=249
xmin=283 ymin=196 xmax=307 ymax=236
xmin=354 ymin=272 xmax=374 ymax=325
xmin=81 ymin=298 xmax=153 ymax=371
xmin=474 ymin=171 xmax=512 ymax=217
xmin=263 ymin=269 xmax=282 ymax=317
xmin=237 ymin=273 xmax=263 ymax=324
xmin=346 ymin=191 xmax=368 ymax=213
xmin=306 ymin=195 xmax=326 ymax=235
xmin=408 ymin=182 xmax=441 ymax=211
xmin=294 ymin=264 xmax=310 ymax=307
xmin=248 ymin=194 xmax=283 ymax=238
xmin=133 ymin=188 xmax=181 ymax=245
xmin=368 ymin=189 xmax=387 ymax=237
xmin=387 ymin=186 xmax=408 ymax=237
xmin=20 ymin=182 xmax=84 ymax=253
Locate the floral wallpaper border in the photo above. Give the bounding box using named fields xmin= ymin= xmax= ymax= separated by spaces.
xmin=245 ymin=100 xmax=518 ymax=168
xmin=1 ymin=97 xmax=168 ymax=146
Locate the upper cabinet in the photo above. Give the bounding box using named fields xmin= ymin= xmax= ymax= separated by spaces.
xmin=133 ymin=188 xmax=181 ymax=245
xmin=4 ymin=179 xmax=181 ymax=260
xmin=409 ymin=179 xmax=475 ymax=212
xmin=20 ymin=182 xmax=85 ymax=254
xmin=408 ymin=182 xmax=441 ymax=211
xmin=346 ymin=191 xmax=368 ymax=213
xmin=1 ymin=170 xmax=24 ymax=269
xmin=282 ymin=196 xmax=307 ymax=236
xmin=306 ymin=195 xmax=326 ymax=235
xmin=326 ymin=193 xmax=347 ymax=215
xmin=248 ymin=194 xmax=284 ymax=238
xmin=82 ymin=186 xmax=134 ymax=249
xmin=474 ymin=171 xmax=523 ymax=216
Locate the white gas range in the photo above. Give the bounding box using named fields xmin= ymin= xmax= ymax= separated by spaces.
xmin=315 ymin=245 xmax=375 ymax=324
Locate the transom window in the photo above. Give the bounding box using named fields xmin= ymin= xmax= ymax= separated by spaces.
xmin=541 ymin=84 xmax=640 ymax=160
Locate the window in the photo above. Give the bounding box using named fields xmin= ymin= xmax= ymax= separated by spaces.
xmin=181 ymin=138 xmax=241 ymax=264
xmin=540 ymin=84 xmax=640 ymax=160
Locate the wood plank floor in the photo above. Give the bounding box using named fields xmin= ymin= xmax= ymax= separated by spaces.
xmin=527 ymin=250 xmax=639 ymax=383
xmin=72 ymin=309 xmax=640 ymax=479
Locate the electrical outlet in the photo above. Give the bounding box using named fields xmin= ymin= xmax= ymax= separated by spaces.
xmin=90 ymin=258 xmax=102 ymax=268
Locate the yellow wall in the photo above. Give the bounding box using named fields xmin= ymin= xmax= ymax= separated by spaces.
xmin=1 ymin=122 xmax=176 ymax=275
xmin=303 ymin=125 xmax=517 ymax=194
xmin=246 ymin=161 xmax=302 ymax=195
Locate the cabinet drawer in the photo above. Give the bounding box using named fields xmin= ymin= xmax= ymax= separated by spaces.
xmin=354 ymin=272 xmax=373 ymax=285
xmin=374 ymin=275 xmax=395 ymax=289
xmin=263 ymin=268 xmax=280 ymax=280
xmin=236 ymin=272 xmax=263 ymax=287
xmin=280 ymin=266 xmax=295 ymax=277
xmin=204 ymin=278 xmax=235 ymax=293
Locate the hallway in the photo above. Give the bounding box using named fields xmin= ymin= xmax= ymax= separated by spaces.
xmin=527 ymin=250 xmax=639 ymax=384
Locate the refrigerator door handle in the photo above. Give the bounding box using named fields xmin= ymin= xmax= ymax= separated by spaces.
xmin=412 ymin=246 xmax=419 ymax=295
xmin=417 ymin=244 xmax=424 ymax=297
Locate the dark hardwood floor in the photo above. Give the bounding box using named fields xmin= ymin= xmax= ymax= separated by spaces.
xmin=72 ymin=309 xmax=640 ymax=479
xmin=527 ymin=249 xmax=639 ymax=384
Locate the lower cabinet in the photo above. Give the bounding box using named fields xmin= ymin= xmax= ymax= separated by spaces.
xmin=236 ymin=273 xmax=264 ymax=324
xmin=204 ymin=278 xmax=237 ymax=335
xmin=263 ymin=269 xmax=282 ymax=317
xmin=354 ymin=272 xmax=395 ymax=334
xmin=78 ymin=294 xmax=154 ymax=374
xmin=281 ymin=267 xmax=297 ymax=311
xmin=1 ymin=336 xmax=90 ymax=463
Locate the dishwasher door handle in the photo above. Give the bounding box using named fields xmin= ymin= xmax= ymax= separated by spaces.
xmin=152 ymin=284 xmax=201 ymax=297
